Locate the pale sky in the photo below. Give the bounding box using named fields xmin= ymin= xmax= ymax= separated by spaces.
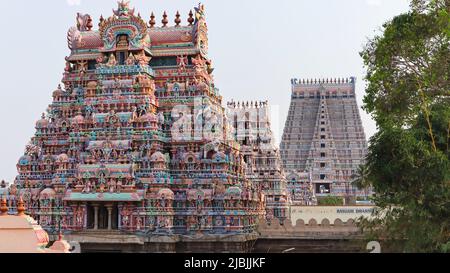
xmin=0 ymin=0 xmax=410 ymax=182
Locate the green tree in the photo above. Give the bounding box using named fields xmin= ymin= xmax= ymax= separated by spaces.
xmin=359 ymin=0 xmax=450 ymax=252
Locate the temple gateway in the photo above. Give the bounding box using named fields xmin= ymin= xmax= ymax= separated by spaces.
xmin=2 ymin=1 xmax=299 ymax=251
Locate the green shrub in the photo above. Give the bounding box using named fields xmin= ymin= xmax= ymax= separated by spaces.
xmin=317 ymin=196 xmax=344 ymax=206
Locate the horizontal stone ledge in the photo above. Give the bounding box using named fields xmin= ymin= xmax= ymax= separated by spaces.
xmin=61 ymin=234 xmax=146 ymax=245
xmin=257 ymin=235 xmax=365 ymax=240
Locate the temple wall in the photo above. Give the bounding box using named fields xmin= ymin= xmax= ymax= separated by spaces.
xmin=290 ymin=205 xmax=375 ymax=224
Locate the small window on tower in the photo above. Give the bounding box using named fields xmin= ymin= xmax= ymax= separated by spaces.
xmin=88 ymin=60 xmax=97 ymax=70
xmin=118 ymin=51 xmax=126 ymax=65
xmin=321 ymin=152 xmax=326 ymax=157
xmin=316 ymin=183 xmax=331 ymax=194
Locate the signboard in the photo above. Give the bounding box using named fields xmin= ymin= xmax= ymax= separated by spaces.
xmin=290 ymin=206 xmax=375 ymax=224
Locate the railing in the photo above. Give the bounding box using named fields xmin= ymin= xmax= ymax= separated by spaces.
xmin=95 ymin=65 xmax=155 ymax=76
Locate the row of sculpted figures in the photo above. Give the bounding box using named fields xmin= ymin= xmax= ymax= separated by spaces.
xmin=0 ymin=183 xmax=264 ymax=234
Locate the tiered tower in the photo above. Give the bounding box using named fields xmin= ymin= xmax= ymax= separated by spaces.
xmin=227 ymin=101 xmax=290 ymax=222
xmin=280 ymin=78 xmax=368 ymax=200
xmin=10 ymin=1 xmax=265 ymax=239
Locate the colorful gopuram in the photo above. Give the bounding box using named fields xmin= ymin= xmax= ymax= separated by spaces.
xmin=226 ymin=101 xmax=290 ymax=222
xmin=9 ymin=1 xmax=267 ymax=243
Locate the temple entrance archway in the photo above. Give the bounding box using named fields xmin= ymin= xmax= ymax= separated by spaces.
xmin=86 ymin=203 xmax=119 ymax=230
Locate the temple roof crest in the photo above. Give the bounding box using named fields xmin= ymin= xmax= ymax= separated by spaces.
xmin=114 ymin=0 xmax=135 ymax=17
xmin=194 ymin=3 xmax=206 ymax=22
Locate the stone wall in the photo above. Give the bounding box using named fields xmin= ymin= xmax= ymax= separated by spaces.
xmin=258 ymin=218 xmax=361 ymax=239
xmin=255 ymin=218 xmax=366 ymax=253
xmin=290 ymin=205 xmax=375 ymax=225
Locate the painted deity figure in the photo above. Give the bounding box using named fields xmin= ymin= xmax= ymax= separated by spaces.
xmin=157 ymin=112 xmax=165 ymax=126
xmin=65 ymin=61 xmax=72 ymax=72
xmin=83 ymin=180 xmax=92 ymax=193
xmin=96 ymin=55 xmax=104 ymax=66
xmin=215 ymin=217 xmax=223 ymax=227
xmin=177 ymin=55 xmax=188 ymax=73
xmin=131 ymin=106 xmax=138 ymax=121
xmin=117 ymin=35 xmax=129 ymax=48
xmin=99 ymin=182 xmax=105 ymax=193
xmin=103 ymin=141 xmax=113 ymax=161
xmin=200 ymin=216 xmax=207 ymax=228
xmin=106 ymin=54 xmax=117 ymax=67
xmin=148 ymin=217 xmax=155 ymax=229
xmin=76 ymin=207 xmax=85 ymax=227
xmin=158 ymin=216 xmax=167 ymax=228
xmin=196 ymin=195 xmax=203 ymax=210
xmin=125 ymin=53 xmax=136 ymax=65
xmin=136 ymin=51 xmax=150 ymax=66
xmin=106 ymin=110 xmax=120 ymax=128
xmin=121 ymin=207 xmax=131 ymax=228
xmin=111 ymin=149 xmax=118 ymax=160
xmin=112 ymin=179 xmax=117 ymax=193
xmin=189 ymin=216 xmax=197 ymax=230
xmin=31 ymin=193 xmax=39 ymax=208
xmin=136 ymin=217 xmax=142 ymax=230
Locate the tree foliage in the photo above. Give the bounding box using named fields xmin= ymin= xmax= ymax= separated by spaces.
xmin=359 ymin=0 xmax=449 ymax=252
xmin=317 ymin=196 xmax=344 ymax=206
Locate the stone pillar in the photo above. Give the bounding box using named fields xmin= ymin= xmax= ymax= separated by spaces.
xmin=83 ymin=203 xmax=87 ymax=228
xmin=107 ymin=205 xmax=113 ymax=230
xmin=118 ymin=205 xmax=122 ymax=229
xmin=93 ymin=205 xmax=99 ymax=230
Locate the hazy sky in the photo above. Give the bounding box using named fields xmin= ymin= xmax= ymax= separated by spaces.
xmin=0 ymin=0 xmax=410 ymax=182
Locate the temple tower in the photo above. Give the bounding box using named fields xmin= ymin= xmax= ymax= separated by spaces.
xmin=11 ymin=1 xmax=266 ymax=241
xmin=280 ymin=78 xmax=368 ymax=200
xmin=226 ymin=101 xmax=290 ymax=222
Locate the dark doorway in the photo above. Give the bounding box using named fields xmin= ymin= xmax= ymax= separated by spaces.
xmin=99 ymin=206 xmax=108 ymax=229
xmin=87 ymin=205 xmax=95 ymax=229
xmin=111 ymin=205 xmax=119 ymax=230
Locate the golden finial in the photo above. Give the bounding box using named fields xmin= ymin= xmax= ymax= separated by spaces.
xmin=17 ymin=197 xmax=25 ymax=216
xmin=175 ymin=11 xmax=181 ymax=27
xmin=149 ymin=12 xmax=155 ymax=28
xmin=188 ymin=10 xmax=194 ymax=25
xmin=162 ymin=11 xmax=168 ymax=27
